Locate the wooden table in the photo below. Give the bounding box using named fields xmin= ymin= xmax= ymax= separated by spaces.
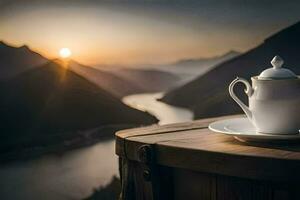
xmin=115 ymin=115 xmax=300 ymax=200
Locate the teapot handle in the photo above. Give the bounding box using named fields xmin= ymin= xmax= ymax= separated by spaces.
xmin=229 ymin=77 xmax=253 ymax=120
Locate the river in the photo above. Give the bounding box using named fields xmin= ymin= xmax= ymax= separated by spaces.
xmin=123 ymin=93 xmax=193 ymax=125
xmin=0 ymin=93 xmax=193 ymax=200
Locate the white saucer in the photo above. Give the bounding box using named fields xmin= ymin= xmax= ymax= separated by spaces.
xmin=209 ymin=117 xmax=300 ymax=142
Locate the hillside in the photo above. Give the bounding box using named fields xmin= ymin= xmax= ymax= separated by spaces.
xmin=161 ymin=21 xmax=300 ymax=119
xmin=0 ymin=41 xmax=48 ymax=80
xmin=69 ymin=61 xmax=146 ymax=97
xmin=0 ymin=61 xmax=157 ymax=153
xmin=107 ymin=68 xmax=182 ymax=93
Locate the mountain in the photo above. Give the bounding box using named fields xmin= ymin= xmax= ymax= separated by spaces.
xmin=0 ymin=41 xmax=48 ymax=80
xmin=69 ymin=61 xmax=182 ymax=97
xmin=69 ymin=61 xmax=147 ymax=97
xmin=150 ymin=50 xmax=240 ymax=83
xmin=103 ymin=68 xmax=182 ymax=94
xmin=0 ymin=60 xmax=157 ymax=152
xmin=173 ymin=50 xmax=240 ymax=68
xmin=0 ymin=41 xmax=177 ymax=97
xmin=161 ymin=22 xmax=300 ymax=119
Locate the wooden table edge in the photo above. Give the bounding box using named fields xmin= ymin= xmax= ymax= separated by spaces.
xmin=115 ymin=114 xmax=300 ymax=182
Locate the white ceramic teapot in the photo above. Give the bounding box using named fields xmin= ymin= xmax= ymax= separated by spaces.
xmin=229 ymin=56 xmax=300 ymax=134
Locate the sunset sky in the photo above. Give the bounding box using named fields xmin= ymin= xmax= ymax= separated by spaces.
xmin=1 ymin=0 xmax=300 ymax=66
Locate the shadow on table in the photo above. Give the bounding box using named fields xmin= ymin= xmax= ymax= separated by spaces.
xmin=227 ymin=137 xmax=300 ymax=152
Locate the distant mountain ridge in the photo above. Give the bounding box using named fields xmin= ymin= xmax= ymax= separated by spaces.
xmin=69 ymin=61 xmax=181 ymax=97
xmin=150 ymin=50 xmax=240 ymax=83
xmin=173 ymin=50 xmax=240 ymax=67
xmin=161 ymin=21 xmax=300 ymax=119
xmin=106 ymin=68 xmax=182 ymax=94
xmin=68 ymin=61 xmax=145 ymax=98
xmin=0 ymin=41 xmax=48 ymax=80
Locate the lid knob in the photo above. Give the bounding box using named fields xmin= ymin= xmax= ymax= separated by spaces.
xmin=258 ymin=55 xmax=298 ymax=80
xmin=271 ymin=56 xmax=283 ymax=69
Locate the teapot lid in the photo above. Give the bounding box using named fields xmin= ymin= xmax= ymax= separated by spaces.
xmin=258 ymin=56 xmax=298 ymax=80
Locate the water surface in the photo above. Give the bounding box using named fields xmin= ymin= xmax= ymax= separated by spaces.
xmin=0 ymin=140 xmax=117 ymax=200
xmin=0 ymin=93 xmax=193 ymax=200
xmin=123 ymin=92 xmax=193 ymax=125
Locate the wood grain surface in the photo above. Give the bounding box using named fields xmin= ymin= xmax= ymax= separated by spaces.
xmin=116 ymin=115 xmax=300 ymax=181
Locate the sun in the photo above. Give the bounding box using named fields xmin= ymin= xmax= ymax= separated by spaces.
xmin=59 ymin=48 xmax=72 ymax=58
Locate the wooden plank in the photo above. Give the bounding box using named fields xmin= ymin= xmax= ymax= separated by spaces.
xmin=154 ymin=143 xmax=300 ymax=181
xmin=121 ymin=133 xmax=300 ymax=181
xmin=157 ymin=132 xmax=300 ymax=160
xmin=116 ymin=114 xmax=300 ymax=181
xmin=171 ymin=167 xmax=300 ymax=200
xmin=215 ymin=174 xmax=273 ymax=200
xmin=116 ymin=115 xmax=241 ymax=139
xmin=127 ymin=128 xmax=209 ymax=144
xmin=173 ymin=169 xmax=214 ymax=200
xmin=119 ymin=159 xmax=154 ymax=200
xmin=172 ymin=168 xmax=295 ymax=200
xmin=115 ymin=135 xmax=126 ymax=157
xmin=123 ymin=127 xmax=300 ymax=160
